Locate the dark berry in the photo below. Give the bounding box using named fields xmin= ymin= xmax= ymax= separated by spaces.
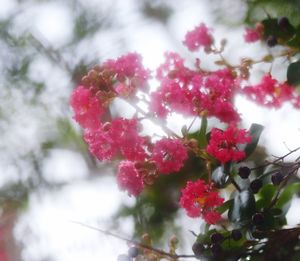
xmin=117 ymin=254 xmax=131 ymax=261
xmin=271 ymin=172 xmax=284 ymax=185
xmin=252 ymin=213 xmax=264 ymax=226
xmin=128 ymin=247 xmax=139 ymax=258
xmin=278 ymin=17 xmax=290 ymax=29
xmin=192 ymin=242 xmax=204 ymax=257
xmin=210 ymin=233 xmax=224 ymax=244
xmin=238 ymin=166 xmax=251 ymax=179
xmin=231 ymin=229 xmax=242 ymax=241
xmin=211 ymin=243 xmax=222 ymax=256
xmin=250 ymin=179 xmax=263 ymax=194
xmin=266 ymin=35 xmax=277 ymax=47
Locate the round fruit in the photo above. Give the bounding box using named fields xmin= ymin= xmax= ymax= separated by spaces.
xmin=211 ymin=243 xmax=222 ymax=256
xmin=192 ymin=242 xmax=204 ymax=257
xmin=278 ymin=17 xmax=290 ymax=29
xmin=231 ymin=229 xmax=242 ymax=241
xmin=271 ymin=172 xmax=284 ymax=185
xmin=210 ymin=233 xmax=224 ymax=244
xmin=266 ymin=35 xmax=277 ymax=47
xmin=250 ymin=179 xmax=263 ymax=194
xmin=128 ymin=247 xmax=139 ymax=258
xmin=238 ymin=166 xmax=251 ymax=179
xmin=252 ymin=213 xmax=264 ymax=226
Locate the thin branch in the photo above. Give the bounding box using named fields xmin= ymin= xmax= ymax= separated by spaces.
xmin=251 ymin=146 xmax=300 ymax=171
xmin=70 ymin=221 xmax=196 ymax=259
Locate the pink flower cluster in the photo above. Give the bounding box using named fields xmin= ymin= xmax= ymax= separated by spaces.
xmin=243 ymin=23 xmax=263 ymax=43
xmin=180 ymin=180 xmax=224 ymax=224
xmin=207 ymin=125 xmax=251 ymax=163
xmin=70 ymin=86 xmax=104 ymax=130
xmin=117 ymin=161 xmax=144 ymax=196
xmin=152 ymin=138 xmax=188 ymax=174
xmin=104 ymin=53 xmax=150 ymax=96
xmin=243 ymin=74 xmax=298 ymax=108
xmin=183 ymin=23 xmax=213 ymax=51
xmin=71 ymin=59 xmax=189 ymax=196
xmin=83 ymin=118 xmax=147 ymax=161
xmin=150 ymin=52 xmax=240 ymax=122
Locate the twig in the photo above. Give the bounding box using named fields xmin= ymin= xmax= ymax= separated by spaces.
xmin=251 ymin=146 xmax=300 ymax=171
xmin=70 ymin=221 xmax=196 ymax=259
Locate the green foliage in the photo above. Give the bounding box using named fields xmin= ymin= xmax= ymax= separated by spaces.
xmin=228 ymin=189 xmax=256 ymax=227
xmin=275 ymin=182 xmax=300 ymax=215
xmin=199 ymin=117 xmax=208 ymax=149
xmin=245 ymin=0 xmax=300 ymax=25
xmin=287 ymin=60 xmax=300 ymax=86
xmin=262 ymin=18 xmax=296 ymax=40
xmin=243 ymin=123 xmax=264 ymax=159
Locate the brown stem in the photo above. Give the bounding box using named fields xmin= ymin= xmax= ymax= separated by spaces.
xmin=251 ymin=146 xmax=300 ymax=171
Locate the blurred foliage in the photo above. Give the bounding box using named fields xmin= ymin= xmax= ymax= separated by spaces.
xmin=245 ymin=0 xmax=300 ymax=24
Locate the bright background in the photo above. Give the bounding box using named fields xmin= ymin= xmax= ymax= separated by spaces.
xmin=1 ymin=0 xmax=300 ymax=260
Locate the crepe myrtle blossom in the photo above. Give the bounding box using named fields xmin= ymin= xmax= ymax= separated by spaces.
xmin=180 ymin=180 xmax=224 ymax=224
xmin=207 ymin=125 xmax=252 ymax=163
xmin=103 ymin=52 xmax=150 ymax=96
xmin=117 ymin=161 xmax=144 ymax=196
xmin=70 ymin=85 xmax=104 ymax=130
xmin=151 ymin=53 xmax=240 ymax=123
xmin=243 ymin=74 xmax=294 ymax=108
xmin=183 ymin=23 xmax=213 ymax=51
xmin=243 ymin=23 xmax=263 ymax=43
xmin=151 ymin=138 xmax=188 ymax=174
xmin=84 ymin=118 xmax=148 ymax=161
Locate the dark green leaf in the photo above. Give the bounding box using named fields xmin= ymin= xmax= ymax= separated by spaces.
xmin=243 ymin=123 xmax=264 ymax=159
xmin=262 ymin=18 xmax=295 ymax=41
xmin=257 ymin=184 xmax=276 ymax=209
xmin=216 ymin=199 xmax=233 ymax=214
xmin=275 ymin=182 xmax=300 ymax=215
xmin=287 ymin=60 xmax=300 ymax=85
xmin=228 ymin=189 xmax=256 ymax=227
xmin=286 ymin=25 xmax=300 ymax=48
xmin=199 ymin=117 xmax=207 ymax=149
xmin=270 ymin=208 xmax=282 ymax=216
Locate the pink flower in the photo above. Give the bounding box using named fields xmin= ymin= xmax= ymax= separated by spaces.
xmin=192 ymin=68 xmax=240 ymax=122
xmin=117 ymin=161 xmax=144 ymax=196
xmin=203 ymin=211 xmax=222 ymax=225
xmin=293 ymin=94 xmax=300 ymax=108
xmin=84 ymin=118 xmax=148 ymax=162
xmin=84 ymin=128 xmax=117 ymax=161
xmin=70 ymin=86 xmax=103 ymax=130
xmin=207 ymin=125 xmax=251 ymax=163
xmin=243 ymin=23 xmax=263 ymax=43
xmin=244 ymin=28 xmax=261 ymax=43
xmin=151 ymin=56 xmax=240 ymax=122
xmin=152 ymin=138 xmax=188 ymax=174
xmin=179 ymin=180 xmax=224 ymax=224
xmin=104 ymin=53 xmax=150 ymax=95
xmin=183 ymin=23 xmax=213 ymax=51
xmin=243 ymin=74 xmax=294 ymax=108
xmin=110 ymin=118 xmax=147 ymax=161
